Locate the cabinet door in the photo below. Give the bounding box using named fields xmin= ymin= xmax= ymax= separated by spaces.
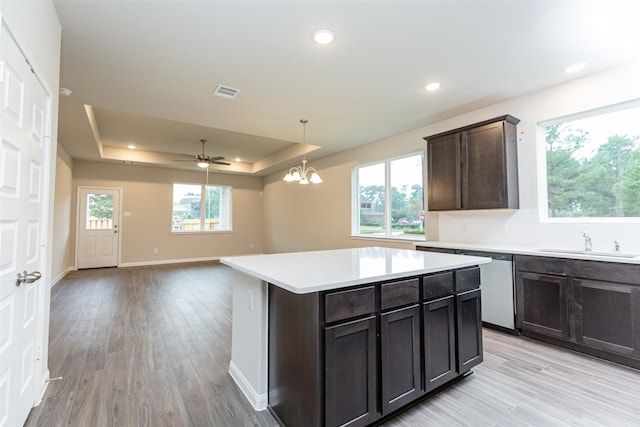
xmin=380 ymin=305 xmax=421 ymax=414
xmin=461 ymin=121 xmax=509 ymax=209
xmin=516 ymin=271 xmax=569 ymax=339
xmin=456 ymin=289 xmax=483 ymax=373
xmin=423 ymin=296 xmax=456 ymax=392
xmin=427 ymin=133 xmax=461 ymax=210
xmin=573 ymin=279 xmax=640 ymax=358
xmin=325 ymin=316 xmax=378 ymax=427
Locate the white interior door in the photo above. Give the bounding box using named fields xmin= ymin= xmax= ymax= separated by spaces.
xmin=0 ymin=24 xmax=49 ymax=427
xmin=76 ymin=187 xmax=120 ymax=269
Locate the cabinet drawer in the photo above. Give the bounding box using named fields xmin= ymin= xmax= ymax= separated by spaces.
xmin=381 ymin=278 xmax=419 ymax=311
xmin=515 ymin=255 xmax=567 ymax=276
xmin=422 ymin=272 xmax=454 ymax=300
xmin=325 ymin=286 xmax=376 ymax=324
xmin=570 ymin=260 xmax=640 ymax=285
xmin=455 ymin=267 xmax=480 ymax=292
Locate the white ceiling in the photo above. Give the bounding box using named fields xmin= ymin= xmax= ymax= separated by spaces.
xmin=53 ymin=0 xmax=640 ymax=175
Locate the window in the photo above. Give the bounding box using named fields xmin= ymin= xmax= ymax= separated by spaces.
xmin=353 ymin=153 xmax=424 ymax=239
xmin=85 ymin=193 xmax=113 ymax=230
xmin=543 ymin=100 xmax=640 ymax=219
xmin=172 ymin=183 xmax=232 ymax=232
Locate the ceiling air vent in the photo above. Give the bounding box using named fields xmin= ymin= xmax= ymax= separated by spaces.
xmin=213 ymin=84 xmax=240 ymax=99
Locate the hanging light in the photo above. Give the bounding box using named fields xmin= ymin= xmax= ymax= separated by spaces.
xmin=283 ymin=119 xmax=323 ymax=184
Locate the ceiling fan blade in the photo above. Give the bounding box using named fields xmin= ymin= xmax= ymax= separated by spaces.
xmin=172 ymin=159 xmax=197 ymax=162
xmin=209 ymin=160 xmax=231 ymax=166
xmin=209 ymin=156 xmax=225 ymax=161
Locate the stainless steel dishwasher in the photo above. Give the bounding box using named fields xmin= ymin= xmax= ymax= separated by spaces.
xmin=458 ymin=250 xmax=515 ymax=331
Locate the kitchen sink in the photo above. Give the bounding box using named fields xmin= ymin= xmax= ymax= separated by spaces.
xmin=538 ymin=249 xmax=640 ymax=259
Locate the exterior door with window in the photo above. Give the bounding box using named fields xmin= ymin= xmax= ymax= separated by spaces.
xmin=0 ymin=24 xmax=51 ymax=427
xmin=77 ymin=187 xmax=120 ymax=269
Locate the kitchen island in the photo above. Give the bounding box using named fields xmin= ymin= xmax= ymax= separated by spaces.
xmin=221 ymin=247 xmax=491 ymax=427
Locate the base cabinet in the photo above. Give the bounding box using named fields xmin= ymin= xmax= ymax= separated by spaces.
xmin=516 ymin=255 xmax=640 ymax=369
xmin=380 ymin=305 xmax=421 ymax=415
xmin=456 ymin=289 xmax=484 ymax=373
xmin=268 ymin=266 xmax=483 ymax=427
xmin=325 ymin=316 xmax=378 ymax=427
xmin=423 ymin=296 xmax=456 ymax=392
xmin=573 ymin=279 xmax=640 ymax=358
xmin=516 ymin=271 xmax=569 ymax=339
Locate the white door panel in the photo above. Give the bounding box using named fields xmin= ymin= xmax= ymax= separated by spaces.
xmin=0 ymin=22 xmax=49 ymax=427
xmin=77 ymin=187 xmax=120 ymax=269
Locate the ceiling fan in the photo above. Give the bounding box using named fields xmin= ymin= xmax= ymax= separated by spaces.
xmin=173 ymin=139 xmax=230 ymax=168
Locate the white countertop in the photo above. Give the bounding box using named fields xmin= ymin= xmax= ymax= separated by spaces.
xmin=221 ymin=247 xmax=491 ymax=294
xmin=414 ymin=241 xmax=640 ymax=264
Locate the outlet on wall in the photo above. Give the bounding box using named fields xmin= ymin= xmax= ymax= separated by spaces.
xmin=153 ymin=248 xmax=158 ymax=254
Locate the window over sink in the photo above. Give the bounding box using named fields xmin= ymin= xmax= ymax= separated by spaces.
xmin=542 ymin=99 xmax=640 ymax=220
xmin=352 ymin=153 xmax=424 ymax=239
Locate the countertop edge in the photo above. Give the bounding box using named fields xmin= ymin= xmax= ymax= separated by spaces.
xmin=221 ymin=252 xmax=491 ymax=294
xmin=414 ymin=241 xmax=640 ymax=264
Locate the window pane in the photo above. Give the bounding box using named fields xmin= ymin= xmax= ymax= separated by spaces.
xmin=358 ymin=163 xmax=386 ymax=235
xmin=390 ymin=155 xmax=424 ymax=237
xmin=85 ymin=193 xmax=113 ymax=230
xmin=204 ymin=185 xmax=232 ymax=231
xmin=172 ymin=184 xmax=201 ymax=231
xmin=545 ymin=103 xmax=640 ymax=218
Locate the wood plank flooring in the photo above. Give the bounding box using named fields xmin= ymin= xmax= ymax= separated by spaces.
xmin=25 ymin=261 xmax=640 ymax=426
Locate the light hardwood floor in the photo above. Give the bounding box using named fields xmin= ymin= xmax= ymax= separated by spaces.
xmin=25 ymin=262 xmax=640 ymax=426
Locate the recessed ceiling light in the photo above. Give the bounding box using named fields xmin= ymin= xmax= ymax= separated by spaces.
xmin=313 ymin=29 xmax=335 ymax=45
xmin=424 ymin=82 xmax=442 ymax=92
xmin=127 ymin=144 xmax=136 ymax=149
xmin=564 ymin=62 xmax=587 ymax=73
xmin=235 ymin=158 xmax=241 ymax=162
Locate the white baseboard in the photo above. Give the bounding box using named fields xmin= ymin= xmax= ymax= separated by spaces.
xmin=228 ymin=360 xmax=268 ymax=411
xmin=118 ymin=256 xmax=221 ymax=268
xmin=51 ymin=267 xmax=75 ymax=287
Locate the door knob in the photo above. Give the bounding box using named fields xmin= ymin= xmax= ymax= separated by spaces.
xmin=16 ymin=271 xmax=42 ymax=286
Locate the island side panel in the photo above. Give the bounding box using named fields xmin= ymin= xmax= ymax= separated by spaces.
xmin=229 ymin=270 xmax=269 ymax=410
xmin=268 ymin=284 xmax=322 ymax=427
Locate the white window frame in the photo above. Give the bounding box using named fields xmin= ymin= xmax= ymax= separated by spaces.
xmin=171 ymin=183 xmax=233 ymax=233
xmin=538 ymin=98 xmax=640 ymax=224
xmin=351 ymin=151 xmax=425 ymax=241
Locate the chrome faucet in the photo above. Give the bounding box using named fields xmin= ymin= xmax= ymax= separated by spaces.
xmin=614 ymin=240 xmax=621 ymax=253
xmin=582 ymin=231 xmax=592 ymax=252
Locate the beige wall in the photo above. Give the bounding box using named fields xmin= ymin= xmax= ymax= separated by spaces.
xmin=263 ymin=130 xmax=436 ymax=253
xmin=73 ymin=161 xmax=264 ymax=264
xmin=52 ymin=145 xmax=74 ymax=283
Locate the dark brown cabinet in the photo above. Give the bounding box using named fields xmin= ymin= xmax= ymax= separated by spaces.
xmin=380 ymin=305 xmax=421 ymax=414
xmin=423 ymin=295 xmax=456 ymax=392
xmin=456 ymin=288 xmax=484 ymax=373
xmin=268 ymin=267 xmax=484 ymax=427
xmin=516 ymin=255 xmax=640 ymax=369
xmin=573 ymin=279 xmax=640 ymax=358
xmin=426 ymin=133 xmax=460 ymax=210
xmin=516 ymin=271 xmax=569 ymax=339
xmin=425 ymin=115 xmax=520 ymax=211
xmin=325 ymin=316 xmax=378 ymax=427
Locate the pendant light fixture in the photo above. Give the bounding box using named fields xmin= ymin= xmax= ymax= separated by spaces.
xmin=283 ymin=119 xmax=322 ymax=184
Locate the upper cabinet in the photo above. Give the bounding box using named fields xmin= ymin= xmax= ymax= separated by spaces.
xmin=425 ymin=115 xmax=520 ymax=211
